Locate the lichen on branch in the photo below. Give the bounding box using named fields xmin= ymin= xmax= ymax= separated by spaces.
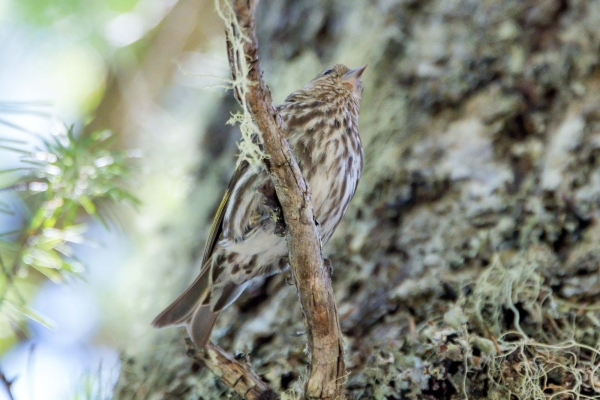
xmin=215 ymin=0 xmax=348 ymax=398
xmin=215 ymin=0 xmax=266 ymax=169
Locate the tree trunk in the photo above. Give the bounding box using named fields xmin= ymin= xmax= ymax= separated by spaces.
xmin=114 ymin=0 xmax=600 ymax=398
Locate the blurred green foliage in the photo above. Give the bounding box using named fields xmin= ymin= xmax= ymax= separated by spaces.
xmin=11 ymin=0 xmax=139 ymax=26
xmin=73 ymin=365 xmax=113 ymax=400
xmin=0 ymin=118 xmax=139 ymax=351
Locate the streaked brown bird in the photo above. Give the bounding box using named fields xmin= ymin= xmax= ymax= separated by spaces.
xmin=152 ymin=64 xmax=366 ymax=347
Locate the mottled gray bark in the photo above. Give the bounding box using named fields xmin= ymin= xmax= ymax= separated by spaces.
xmin=114 ymin=0 xmax=600 ymax=399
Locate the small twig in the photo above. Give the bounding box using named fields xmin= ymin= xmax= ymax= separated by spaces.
xmin=186 ymin=339 xmax=278 ymax=400
xmin=226 ymin=1 xmax=347 ymax=398
xmin=0 ymin=370 xmax=15 ymax=400
xmin=482 ymin=325 xmax=502 ymax=356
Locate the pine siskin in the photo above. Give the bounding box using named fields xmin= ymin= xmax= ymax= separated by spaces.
xmin=152 ymin=64 xmax=366 ymax=347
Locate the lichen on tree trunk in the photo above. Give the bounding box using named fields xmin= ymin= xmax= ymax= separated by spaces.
xmin=114 ymin=0 xmax=600 ymax=399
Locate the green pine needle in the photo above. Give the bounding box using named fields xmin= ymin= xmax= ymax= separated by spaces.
xmin=0 ymin=124 xmax=140 ymax=331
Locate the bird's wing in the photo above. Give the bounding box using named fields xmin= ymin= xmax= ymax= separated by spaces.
xmin=151 ymin=160 xmax=251 ymax=328
xmin=201 ymin=160 xmax=250 ymax=265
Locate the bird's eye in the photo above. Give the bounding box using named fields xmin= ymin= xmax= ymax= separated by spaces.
xmin=322 ymin=69 xmax=333 ymax=76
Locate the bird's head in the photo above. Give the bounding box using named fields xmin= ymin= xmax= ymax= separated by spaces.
xmin=301 ymin=64 xmax=367 ymax=103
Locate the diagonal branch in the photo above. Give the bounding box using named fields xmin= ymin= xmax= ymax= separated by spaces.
xmin=226 ymin=0 xmax=347 ymax=398
xmin=185 ymin=339 xmax=278 ymax=400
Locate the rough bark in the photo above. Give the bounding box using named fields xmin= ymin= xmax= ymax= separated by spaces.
xmin=186 ymin=340 xmax=277 ymax=400
xmin=112 ymin=0 xmax=600 ymax=399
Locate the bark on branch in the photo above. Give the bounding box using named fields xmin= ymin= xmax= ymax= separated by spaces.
xmin=186 ymin=339 xmax=278 ymax=400
xmin=226 ymin=0 xmax=347 ymax=398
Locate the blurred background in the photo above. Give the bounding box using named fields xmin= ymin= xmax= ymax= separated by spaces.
xmin=0 ymin=0 xmax=232 ymax=398
xmin=2 ymin=0 xmax=600 ymax=399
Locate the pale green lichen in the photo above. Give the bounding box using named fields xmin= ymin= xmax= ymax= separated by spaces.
xmin=215 ymin=0 xmax=267 ymax=169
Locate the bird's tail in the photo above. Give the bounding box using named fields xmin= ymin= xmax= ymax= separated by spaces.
xmin=152 ymin=265 xmax=222 ymax=348
xmin=152 ymin=264 xmax=213 ymax=328
xmin=187 ymin=305 xmax=219 ymax=348
xmin=153 ymin=247 xmax=259 ymax=346
xmin=151 ymin=259 xmax=249 ymax=348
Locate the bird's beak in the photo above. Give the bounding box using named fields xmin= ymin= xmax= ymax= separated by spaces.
xmin=342 ymin=65 xmax=367 ymax=91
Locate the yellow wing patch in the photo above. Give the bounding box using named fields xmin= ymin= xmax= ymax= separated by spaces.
xmin=201 ymin=160 xmax=250 ymax=266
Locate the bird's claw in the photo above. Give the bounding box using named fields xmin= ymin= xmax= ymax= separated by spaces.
xmin=274 ymin=219 xmax=287 ymax=237
xmin=185 ymin=337 xmax=199 ymax=356
xmin=284 ymin=271 xmax=295 ymax=286
xmin=323 ymin=258 xmax=333 ymax=277
xmin=258 ymin=180 xmax=287 ymax=237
